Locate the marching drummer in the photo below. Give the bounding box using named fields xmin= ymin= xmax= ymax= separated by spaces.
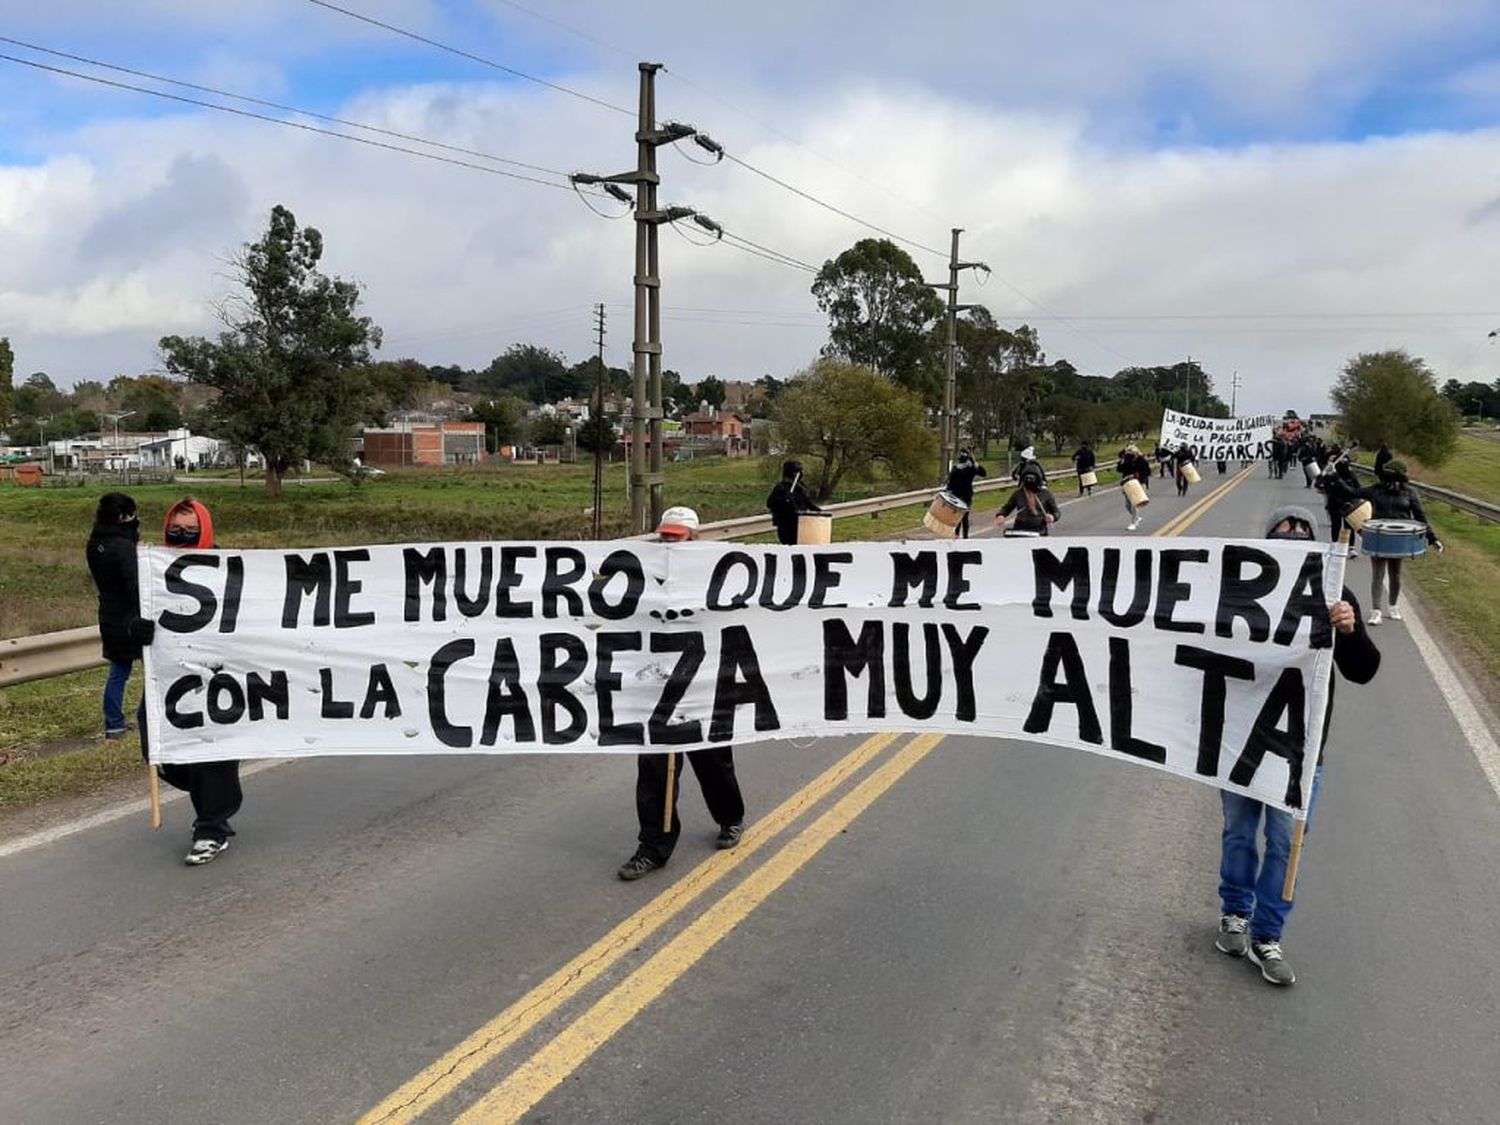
xmin=766 ymin=459 xmax=822 ymax=546
xmin=944 ymin=449 xmax=987 ymax=538
xmin=1070 ymin=441 xmax=1097 ymax=495
xmin=1174 ymin=443 xmax=1199 ymax=497
xmin=1116 ymin=443 xmax=1152 ymax=531
xmin=1355 ymin=459 xmax=1442 ymax=626
xmin=997 ymin=465 xmax=1060 ymax=535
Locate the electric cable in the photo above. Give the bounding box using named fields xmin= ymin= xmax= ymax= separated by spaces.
xmin=0 ymin=34 xmax=570 ymax=178
xmin=304 ymin=0 xmax=633 ymax=117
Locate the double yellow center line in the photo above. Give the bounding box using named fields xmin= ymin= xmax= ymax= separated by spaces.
xmin=363 ymin=462 xmax=1255 ymax=1125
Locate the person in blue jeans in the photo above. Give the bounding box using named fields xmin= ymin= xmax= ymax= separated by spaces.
xmin=85 ymin=492 xmax=150 ymax=739
xmin=1215 ymin=505 xmax=1381 ymax=985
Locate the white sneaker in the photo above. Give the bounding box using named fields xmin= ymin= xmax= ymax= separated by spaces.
xmin=185 ymin=838 xmax=230 ymax=866
xmin=1368 ymin=610 xmax=1382 ymax=626
xmin=1128 ymin=519 xmax=1140 ymax=531
xmin=1387 ymin=607 xmax=1403 ymax=622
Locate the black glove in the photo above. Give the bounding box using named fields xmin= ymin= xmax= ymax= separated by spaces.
xmin=127 ymin=617 xmax=156 ymax=646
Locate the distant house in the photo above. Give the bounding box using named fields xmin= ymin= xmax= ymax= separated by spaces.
xmin=680 ymin=406 xmax=749 ymax=456
xmin=361 ymin=421 xmax=487 ymax=466
xmin=137 ymin=431 xmax=225 ymax=470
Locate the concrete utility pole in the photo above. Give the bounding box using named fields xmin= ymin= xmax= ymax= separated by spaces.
xmin=1230 ymin=370 xmax=1242 ymax=416
xmin=571 ymin=64 xmax=721 ymax=533
xmin=592 ymin=302 xmax=606 ymax=540
xmin=926 ymin=229 xmax=989 ymax=479
xmin=1184 ymin=355 xmax=1193 ymax=413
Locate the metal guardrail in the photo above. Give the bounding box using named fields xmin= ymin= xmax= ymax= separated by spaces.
xmin=1 ymin=467 xmax=1109 ymax=688
xmin=0 ymin=627 xmax=103 ymax=689
xmin=1349 ymin=464 xmax=1500 ymax=524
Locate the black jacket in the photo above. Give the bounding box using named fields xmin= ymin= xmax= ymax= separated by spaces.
xmin=999 ymin=485 xmax=1060 ymax=533
xmin=944 ymin=460 xmax=986 ymax=504
xmin=766 ymin=479 xmax=821 ymax=545
xmin=1071 ymin=447 xmax=1097 ymax=473
xmin=86 ymin=522 xmax=142 ymax=664
xmin=1116 ymin=453 xmax=1151 ymax=484
xmin=1359 ymin=481 xmax=1436 ymax=542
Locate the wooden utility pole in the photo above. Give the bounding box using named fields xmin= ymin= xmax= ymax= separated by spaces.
xmin=592 ymin=302 xmax=607 ymax=539
xmin=572 ymin=65 xmax=702 ymax=533
xmin=927 ymin=229 xmax=988 ymax=479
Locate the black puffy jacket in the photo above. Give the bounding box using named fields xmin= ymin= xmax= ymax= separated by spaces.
xmin=86 ymin=522 xmax=142 ymax=663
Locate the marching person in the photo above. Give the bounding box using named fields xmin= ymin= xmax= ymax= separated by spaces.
xmin=1116 ymin=443 xmax=1152 ymax=531
xmin=1298 ymin=439 xmax=1319 ymax=488
xmin=1011 ymin=444 xmax=1046 ymax=484
xmin=1215 ymin=505 xmax=1381 ymax=986
xmin=1373 ymin=443 xmax=1394 ymax=482
xmin=1174 ymin=443 xmax=1198 ymax=497
xmin=1356 ymin=459 xmax=1442 ymax=626
xmin=137 ymin=497 xmax=244 ymax=865
xmin=85 ymin=492 xmax=146 ymax=741
xmin=996 ymin=465 xmax=1060 ymax=535
xmin=1070 ymin=441 xmax=1097 ymax=495
xmin=766 ymin=459 xmax=821 ymax=546
xmin=1315 ymin=446 xmax=1361 ymax=543
xmin=618 ymin=506 xmax=746 ymax=881
xmin=944 ymin=448 xmax=987 ymax=538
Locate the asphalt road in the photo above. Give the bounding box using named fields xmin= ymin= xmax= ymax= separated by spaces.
xmin=3 ymin=466 xmax=1498 ymax=1125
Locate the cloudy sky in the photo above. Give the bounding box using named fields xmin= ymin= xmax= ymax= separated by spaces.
xmin=3 ymin=1 xmax=1500 ymax=413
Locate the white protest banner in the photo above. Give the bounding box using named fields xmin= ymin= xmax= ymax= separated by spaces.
xmin=1160 ymin=408 xmax=1279 ymax=460
xmin=140 ymin=538 xmax=1345 ymax=815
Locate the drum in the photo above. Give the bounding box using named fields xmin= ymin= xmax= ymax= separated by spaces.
xmin=1122 ymin=477 xmax=1150 ymax=507
xmin=922 ymin=490 xmax=969 ymax=534
xmin=1079 ymin=470 xmax=1098 ymax=488
xmin=796 ymin=512 xmax=833 ymax=545
xmin=1181 ymin=463 xmax=1202 ymax=484
xmin=1343 ymin=499 xmax=1373 ymax=534
xmin=1359 ymin=518 xmax=1427 ymax=559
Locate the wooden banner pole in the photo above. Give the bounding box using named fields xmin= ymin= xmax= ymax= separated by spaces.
xmin=662 ymin=751 xmax=676 ymax=835
xmin=149 ymin=764 xmax=161 ymax=831
xmin=1284 ymin=523 xmax=1350 ymax=901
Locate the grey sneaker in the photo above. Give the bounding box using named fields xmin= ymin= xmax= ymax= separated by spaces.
xmin=1215 ymin=913 xmax=1250 ymax=957
xmin=715 ymin=823 xmax=743 ymax=850
xmin=616 ymin=850 xmax=665 ymax=881
xmin=185 ymin=838 xmax=230 ymax=866
xmin=1387 ymin=606 xmax=1403 ymax=622
xmin=1249 ymin=938 xmax=1296 ymax=985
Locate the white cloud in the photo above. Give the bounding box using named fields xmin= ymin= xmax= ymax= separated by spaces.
xmin=5 ymin=4 xmax=1500 ymax=412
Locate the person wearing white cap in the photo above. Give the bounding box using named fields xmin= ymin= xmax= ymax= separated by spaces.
xmin=618 ymin=505 xmax=747 ymax=880
xmin=1011 ymin=445 xmax=1046 ymax=486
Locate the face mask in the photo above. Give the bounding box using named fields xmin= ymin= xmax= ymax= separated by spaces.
xmin=1266 ymin=530 xmax=1313 ymax=541
xmin=165 ymin=526 xmax=199 ymax=546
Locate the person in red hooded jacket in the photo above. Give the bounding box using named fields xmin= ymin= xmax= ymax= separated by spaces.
xmin=138 ymin=497 xmax=244 ymax=866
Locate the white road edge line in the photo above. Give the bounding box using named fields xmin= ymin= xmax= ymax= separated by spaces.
xmin=1403 ymin=604 xmax=1500 ymax=803
xmin=0 ymin=759 xmax=289 ymax=861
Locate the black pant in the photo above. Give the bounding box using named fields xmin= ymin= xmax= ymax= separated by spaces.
xmin=139 ymin=700 xmax=242 ymax=841
xmin=635 ymin=749 xmax=744 ymax=862
xmin=955 ymin=511 xmax=971 ymax=538
xmin=159 ymin=761 xmax=243 ymax=842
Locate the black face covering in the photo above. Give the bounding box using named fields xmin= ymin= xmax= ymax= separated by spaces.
xmin=165 ymin=526 xmax=198 ymax=547
xmin=1266 ymin=529 xmax=1314 ymax=541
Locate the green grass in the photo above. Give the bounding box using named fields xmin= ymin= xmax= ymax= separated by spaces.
xmin=1404 ymin=505 xmax=1500 ymax=686
xmin=1397 ymin=432 xmax=1500 ymax=503
xmin=0 ymin=457 xmax=913 ymax=639
xmin=0 ymin=668 xmax=146 ymax=812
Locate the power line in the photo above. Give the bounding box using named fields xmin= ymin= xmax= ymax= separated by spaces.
xmin=0 ymin=51 xmax=583 ymax=192
xmin=478 ymin=0 xmax=951 ymax=227
xmin=304 ymin=0 xmax=633 ymax=117
xmin=0 ymin=34 xmax=571 ymax=178
xmin=722 ymin=152 xmax=947 ymax=261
